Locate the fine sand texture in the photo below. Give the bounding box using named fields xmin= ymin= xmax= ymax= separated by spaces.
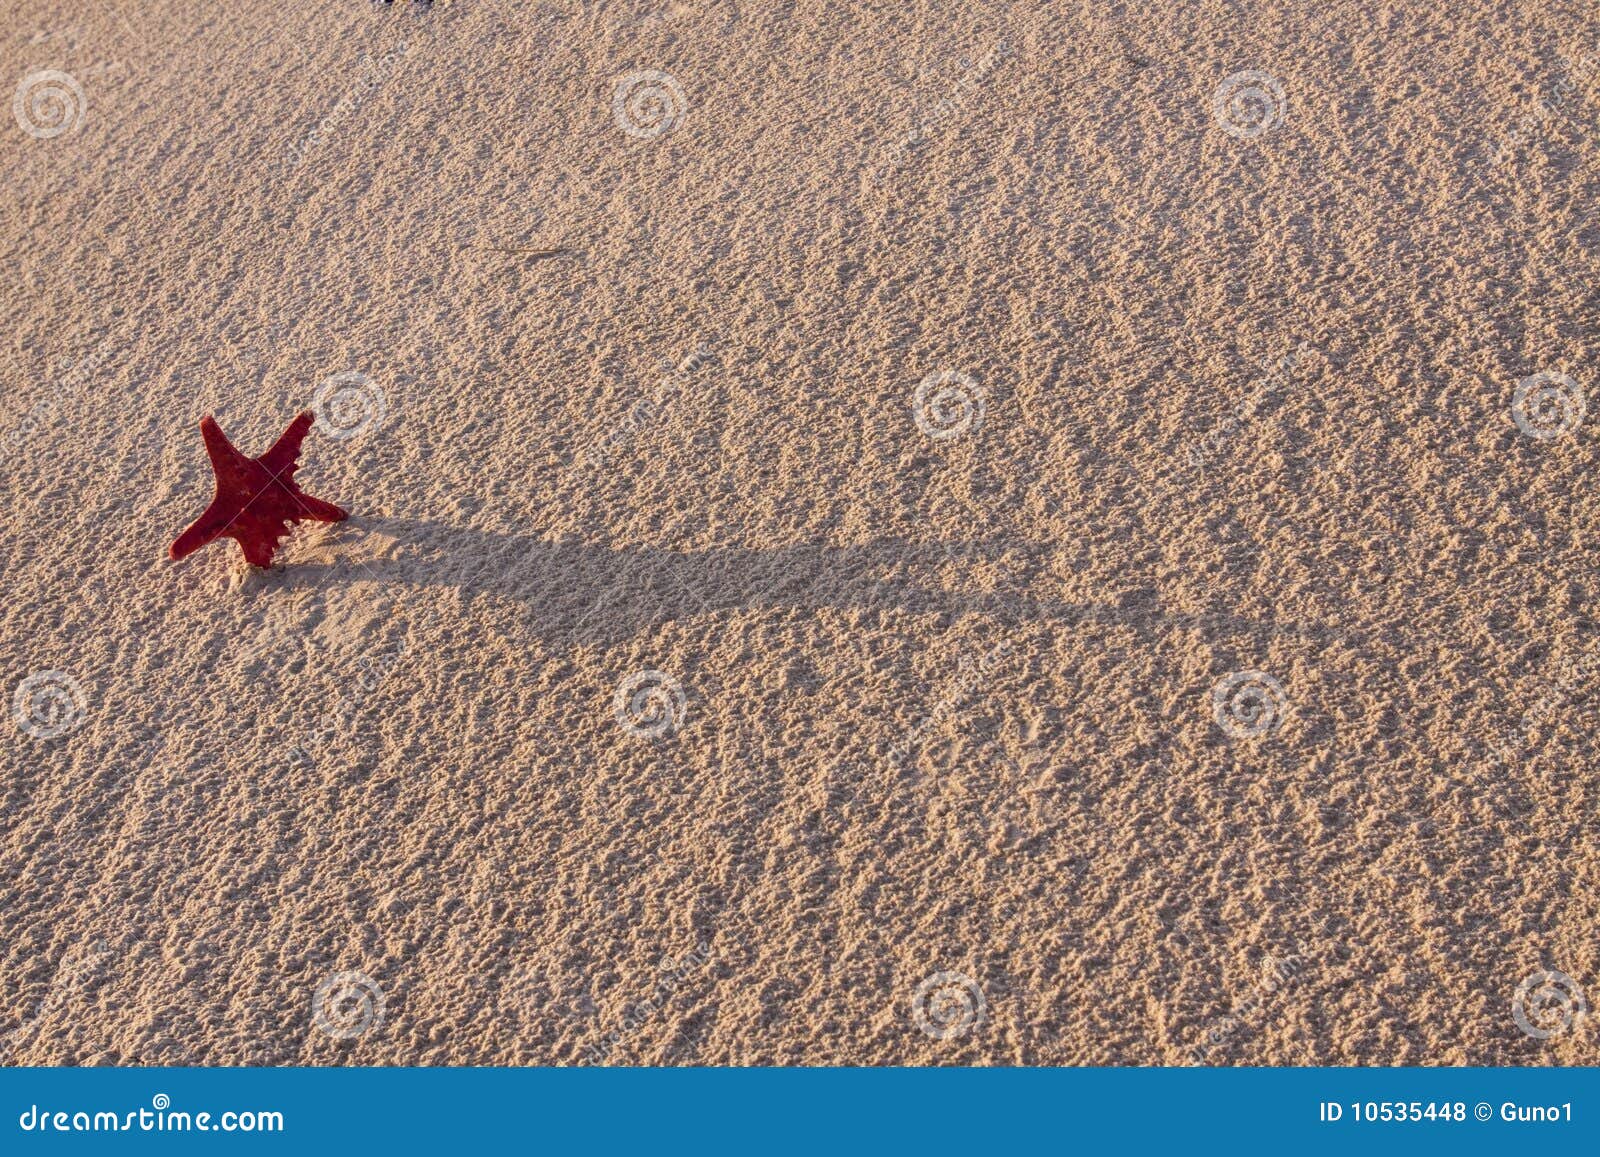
xmin=3 ymin=0 xmax=1599 ymax=1065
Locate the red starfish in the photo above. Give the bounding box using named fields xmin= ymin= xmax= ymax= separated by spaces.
xmin=169 ymin=411 xmax=348 ymax=568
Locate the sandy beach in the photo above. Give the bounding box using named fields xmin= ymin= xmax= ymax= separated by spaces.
xmin=2 ymin=0 xmax=1598 ymax=1065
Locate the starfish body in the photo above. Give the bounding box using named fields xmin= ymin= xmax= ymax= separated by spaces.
xmin=169 ymin=411 xmax=348 ymax=568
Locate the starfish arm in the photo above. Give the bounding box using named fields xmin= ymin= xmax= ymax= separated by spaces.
xmin=260 ymin=411 xmax=315 ymax=479
xmin=169 ymin=499 xmax=233 ymax=561
xmin=237 ymin=527 xmax=285 ymax=568
xmin=200 ymin=416 xmax=251 ymax=474
xmin=230 ymin=508 xmax=297 ymax=568
xmin=288 ymin=490 xmax=349 ymax=523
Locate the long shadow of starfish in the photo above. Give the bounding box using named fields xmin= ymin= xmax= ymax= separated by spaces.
xmin=274 ymin=517 xmax=1371 ymax=651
